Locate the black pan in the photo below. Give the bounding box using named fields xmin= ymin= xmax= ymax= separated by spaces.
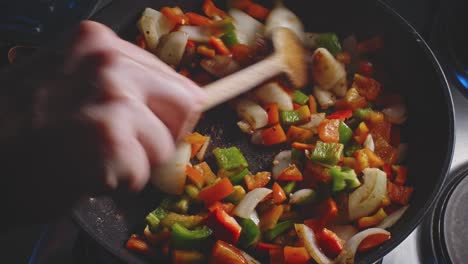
xmin=72 ymin=0 xmax=455 ymax=263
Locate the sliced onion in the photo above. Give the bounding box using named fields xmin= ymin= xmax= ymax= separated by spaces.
xmin=201 ymin=55 xmax=241 ymax=78
xmin=196 ymin=136 xmax=210 ymax=161
xmin=234 ymin=99 xmax=268 ymax=129
xmin=156 ymin=31 xmax=188 ymax=67
xmin=328 ymin=225 xmax=358 ymax=242
xmin=312 ymin=48 xmax=346 ymax=90
xmin=304 ymin=32 xmax=319 ymax=49
xmin=229 ymin=9 xmax=264 ymax=46
xmin=335 ymin=228 xmax=390 ymax=264
xmin=313 ymin=86 xmax=336 ymax=109
xmin=295 ymin=224 xmax=333 ymax=264
xmin=254 ymin=82 xmax=293 ymax=111
xmin=397 ymin=143 xmax=408 ymax=163
xmin=382 ymin=104 xmax=407 ymax=125
xmin=251 ymin=130 xmax=263 ymax=145
xmin=300 ymin=113 xmax=326 ymax=131
xmin=249 ymin=210 xmax=260 ymax=226
xmin=331 ymin=77 xmax=348 ymax=97
xmin=272 ymin=150 xmax=292 ymax=180
xmin=348 ymin=168 xmax=387 ymax=221
xmin=289 ymin=189 xmax=315 ymax=205
xmin=233 ymin=188 xmax=272 ymax=219
xmin=377 ymin=205 xmax=409 ymax=229
xmin=363 ymin=134 xmax=375 ymax=152
xmin=137 ymin=8 xmax=176 ymax=52
xmin=265 ymin=4 xmax=304 ymax=42
xmin=151 ymin=142 xmax=191 ymax=194
xmin=178 ymin=25 xmax=210 ymax=42
xmin=237 ymin=120 xmax=254 ymax=134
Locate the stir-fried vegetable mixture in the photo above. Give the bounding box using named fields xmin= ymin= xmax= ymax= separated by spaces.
xmin=127 ymin=1 xmax=413 ymax=263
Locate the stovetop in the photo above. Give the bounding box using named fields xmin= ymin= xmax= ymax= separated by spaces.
xmin=2 ymin=0 xmax=468 ymax=263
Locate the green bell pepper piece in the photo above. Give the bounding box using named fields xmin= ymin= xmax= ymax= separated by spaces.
xmin=185 ymin=184 xmax=200 ymax=200
xmin=145 ymin=207 xmax=168 ymax=232
xmin=344 ymin=142 xmax=363 ymax=157
xmin=228 ymin=167 xmax=250 ymax=185
xmin=264 ymin=220 xmax=294 ymax=241
xmin=282 ymin=181 xmax=296 ymax=196
xmin=310 ymin=141 xmax=344 ymax=166
xmin=339 ymin=122 xmax=353 ymax=145
xmin=280 ymin=106 xmax=310 ymax=126
xmin=330 ymin=166 xmax=361 ymax=192
xmin=160 ymin=212 xmax=205 ymax=229
xmin=171 ymin=223 xmax=213 ymax=249
xmin=239 ymin=218 xmax=260 ymax=247
xmin=224 ymin=185 xmax=246 ymax=205
xmin=175 ymin=197 xmax=190 ymax=214
xmin=221 ymin=30 xmax=239 ymax=47
xmin=353 ymin=108 xmax=373 ymax=120
xmin=213 ymin=147 xmax=248 ymax=171
xmin=316 ymin=32 xmax=342 ymax=55
xmin=292 ymin=90 xmax=309 ymax=105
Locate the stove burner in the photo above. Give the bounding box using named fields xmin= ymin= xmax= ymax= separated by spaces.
xmin=419 ymin=166 xmax=468 ymax=264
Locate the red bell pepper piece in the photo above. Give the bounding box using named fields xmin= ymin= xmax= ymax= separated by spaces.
xmin=257 ymin=242 xmax=281 ymax=254
xmin=317 ymin=198 xmax=338 ymax=226
xmin=160 ymin=7 xmax=189 ymax=25
xmin=265 ymin=103 xmax=280 ymax=126
xmin=383 ymin=164 xmax=393 ymax=180
xmin=357 ymin=233 xmax=391 ymax=252
xmin=317 ymin=228 xmax=344 ymax=258
xmin=198 ymin=177 xmax=234 ymax=205
xmin=211 ymin=240 xmax=248 ymax=264
xmin=392 ymin=165 xmax=408 ymax=185
xmin=387 ymin=180 xmax=413 ymax=205
xmin=293 ymin=103 xmax=302 ymax=110
xmin=185 ymin=12 xmax=212 ymax=26
xmin=125 ymin=234 xmax=157 ymax=257
xmin=327 ymin=110 xmax=353 ymax=121
xmin=309 ymin=96 xmax=317 ymax=114
xmin=352 ymin=74 xmax=381 ymax=101
xmin=283 ymin=246 xmax=310 ymax=264
xmin=207 ymin=208 xmax=242 ymax=244
xmin=262 ymin=124 xmax=287 ymax=146
xmin=278 ymin=164 xmax=303 ymax=181
xmin=203 ymin=0 xmax=227 ymax=18
xmin=208 ymin=201 xmax=235 ymax=215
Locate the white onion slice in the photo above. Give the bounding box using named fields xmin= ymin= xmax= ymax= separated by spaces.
xmin=272 ymin=150 xmax=292 ymax=180
xmin=363 ymin=134 xmax=375 ymax=152
xmin=196 ymin=136 xmax=210 ymax=161
xmin=328 ymin=225 xmax=358 ymax=242
xmin=156 ymin=31 xmax=188 ymax=66
xmin=382 ymin=104 xmax=407 ymax=125
xmin=331 ymin=77 xmax=348 ymax=97
xmin=137 ymin=8 xmax=176 ymax=52
xmin=348 ymin=168 xmax=387 ymax=220
xmin=313 ymin=86 xmax=336 ymax=109
xmin=289 ymin=189 xmax=315 ymax=205
xmin=178 ymin=25 xmax=210 ymax=42
xmin=377 ymin=205 xmax=409 ymax=229
xmin=235 ymin=99 xmax=268 ymax=129
xmin=312 ymin=48 xmax=346 ymax=90
xmin=265 ymin=5 xmax=304 ymax=42
xmin=335 ymin=228 xmax=390 ymax=264
xmin=300 ymin=113 xmax=326 ymax=131
xmin=233 ymin=188 xmax=272 ymax=219
xmin=237 ymin=120 xmax=254 ymax=134
xmin=229 ymin=9 xmax=264 ymax=46
xmin=254 ymin=82 xmax=293 ymax=111
xmin=151 ymin=142 xmax=191 ymax=194
xmin=295 ymin=224 xmax=333 ymax=264
xmin=249 ymin=210 xmax=260 ymax=226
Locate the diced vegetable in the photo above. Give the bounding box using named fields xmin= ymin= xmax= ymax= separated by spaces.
xmin=179 ymin=25 xmax=211 ymax=42
xmin=210 ymin=240 xmax=248 ymax=264
xmin=354 ymin=121 xmax=369 ymax=144
xmin=335 ymin=228 xmax=390 ymax=263
xmin=335 ymin=88 xmax=368 ymax=111
xmin=208 ymin=201 xmax=236 ymax=215
xmin=156 ymin=31 xmax=189 ymax=66
xmin=392 ymin=165 xmax=408 ymax=185
xmin=272 ymin=150 xmax=292 ymax=180
xmin=194 ymin=162 xmax=217 ymax=185
xmin=186 ymin=165 xmax=205 ymax=189
xmin=348 ymin=168 xmax=387 ymax=220
xmin=295 ymin=224 xmax=333 ymax=264
xmin=383 ymin=104 xmax=407 ymax=125
xmin=313 ymin=86 xmax=336 ymax=109
xmin=316 ymin=33 xmax=342 ymax=55
xmin=310 ymin=141 xmax=344 ymax=166
xmin=239 ymin=218 xmax=261 ymax=248
xmin=272 ymin=182 xmax=287 ymax=204
xmin=264 ymin=103 xmax=280 ymax=126
xmin=229 ymin=9 xmax=264 ymax=46
xmin=260 ymin=205 xmax=284 ymax=231
xmin=186 ymin=12 xmax=211 ymax=26
xmin=377 ymin=205 xmax=409 ymax=229
xmin=262 ymin=124 xmax=287 ymax=146
xmin=126 ymin=234 xmax=157 ymax=257
xmin=245 ymin=171 xmax=271 ymax=191
xmin=265 ymin=220 xmax=294 ymax=241
xmin=137 ymin=8 xmax=176 ymax=52
xmin=292 ymin=90 xmax=309 ymax=105
xmin=207 ymin=207 xmax=242 ymax=244
xmin=317 ymin=228 xmax=344 ymax=258
xmin=234 ymin=187 xmax=272 ymax=219
xmin=209 ymin=36 xmax=231 ymax=55
xmin=328 ymin=110 xmax=353 ymax=121
xmin=357 ymin=208 xmax=387 ymax=229
xmin=235 ymin=99 xmax=269 ymax=130
xmin=160 ymin=212 xmax=205 ymax=229
xmin=278 ymin=164 xmax=303 ymax=181
xmin=283 ymin=246 xmax=311 ymax=264
xmin=221 ymin=29 xmax=240 ymax=47
xmin=312 ymin=48 xmax=346 ymax=90
xmin=203 ymin=0 xmax=228 ymax=18
xmin=338 ymin=122 xmax=353 ymax=145
xmin=282 ymin=182 xmax=296 ymax=196
xmin=318 ymin=119 xmax=340 ymax=143
xmin=228 ymin=168 xmax=251 ymax=185
xmin=287 ymin=126 xmax=314 ymax=143
xmin=300 ymin=113 xmax=325 ymax=131
xmin=173 ymin=249 xmax=206 ymax=264
xmin=255 ymin=82 xmax=294 ymax=111
xmin=198 ymin=177 xmax=235 ymax=205
xmin=328 ymin=225 xmax=358 ymax=242
xmin=357 ymin=233 xmax=391 ymax=253
xmin=225 ymin=185 xmax=246 ymax=204
xmin=161 ymin=7 xmax=188 ymax=25
xmin=330 ymin=166 xmax=360 ymax=192
xmin=363 ymin=134 xmax=375 ymax=152
xmin=171 ymin=223 xmax=213 ymax=249
xmin=351 ymin=74 xmax=381 ymax=101
xmin=185 ymin=185 xmax=200 ymax=200
xmin=387 ymin=181 xmax=413 ymax=205
xmin=290 ymin=189 xmax=316 ymax=205
xmin=146 ymin=207 xmax=168 ymax=232
xmin=213 ymin=147 xmax=248 ymax=171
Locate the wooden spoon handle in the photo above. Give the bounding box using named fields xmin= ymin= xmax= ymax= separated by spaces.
xmin=201 ymin=54 xmax=283 ymax=111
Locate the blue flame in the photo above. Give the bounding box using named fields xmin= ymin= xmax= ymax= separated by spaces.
xmin=455 ymin=72 xmax=468 ymax=89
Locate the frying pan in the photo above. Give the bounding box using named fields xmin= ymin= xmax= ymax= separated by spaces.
xmin=72 ymin=0 xmax=455 ymax=263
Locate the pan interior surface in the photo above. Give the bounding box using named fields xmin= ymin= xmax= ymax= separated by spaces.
xmin=72 ymin=0 xmax=454 ymax=263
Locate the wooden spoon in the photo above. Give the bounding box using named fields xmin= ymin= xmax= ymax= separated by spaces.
xmin=201 ymin=26 xmax=307 ymax=111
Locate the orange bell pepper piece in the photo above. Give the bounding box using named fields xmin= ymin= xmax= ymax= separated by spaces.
xmin=245 ymin=171 xmax=271 ymax=191
xmin=160 ymin=7 xmax=189 ymax=25
xmin=291 ymin=142 xmax=314 ymax=150
xmin=261 ymin=124 xmax=287 ymax=146
xmin=194 ymin=161 xmax=217 ymax=185
xmin=257 ymin=242 xmax=281 ymax=254
xmin=309 ymin=95 xmax=317 ymax=114
xmin=197 ymin=45 xmax=216 ymax=58
xmin=185 ymin=12 xmax=212 ymax=26
xmin=354 ymin=121 xmax=369 ymax=144
xmin=357 ymin=233 xmax=391 ymax=253
xmin=335 ymin=88 xmax=368 ymax=110
xmin=318 ymin=119 xmax=340 ymax=143
xmin=283 ymin=246 xmax=310 ymax=264
xmin=209 ymin=36 xmax=231 ymax=55
xmin=287 ymin=126 xmax=314 ymax=143
xmin=357 ymin=208 xmax=388 ymax=229
xmin=185 ymin=132 xmax=207 ymax=144
xmin=387 ymin=181 xmax=413 ymax=205
xmin=186 ymin=165 xmax=205 ymax=188
xmin=260 ymin=205 xmax=284 ymax=231
xmin=278 ymin=164 xmax=303 ymax=181
xmin=231 ymin=44 xmax=252 ymax=64
xmin=203 ymin=0 xmax=228 ymax=18
xmin=198 ymin=177 xmax=234 ymax=205
xmin=126 ymin=234 xmax=157 ymax=257
xmin=272 ymin=182 xmax=287 ymax=204
xmin=265 ymin=103 xmax=280 ymax=126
